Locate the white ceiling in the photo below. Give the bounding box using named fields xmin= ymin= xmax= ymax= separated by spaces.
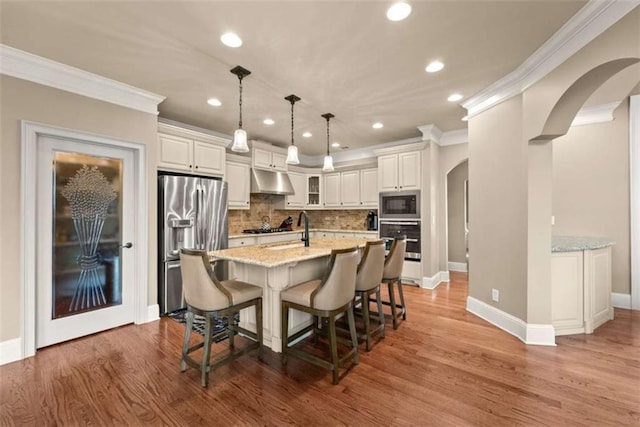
xmin=1 ymin=1 xmax=588 ymax=155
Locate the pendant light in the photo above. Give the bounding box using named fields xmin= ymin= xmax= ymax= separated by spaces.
xmin=230 ymin=66 xmax=251 ymax=152
xmin=284 ymin=94 xmax=301 ymax=165
xmin=321 ymin=113 xmax=335 ymax=172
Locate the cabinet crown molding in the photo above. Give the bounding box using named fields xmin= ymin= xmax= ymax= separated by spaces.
xmin=226 ymin=153 xmax=252 ymax=165
xmin=373 ymin=142 xmax=427 ymax=156
xmin=158 ymin=122 xmax=229 ymax=147
xmin=250 ymin=140 xmax=288 ymax=154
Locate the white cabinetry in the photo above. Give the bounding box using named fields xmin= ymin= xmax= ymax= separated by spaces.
xmin=252 ymin=147 xmax=287 ymax=172
xmin=306 ymin=175 xmax=322 ymax=208
xmin=552 ymin=246 xmax=613 ymax=336
xmin=158 ymin=123 xmax=227 ymax=177
xmin=340 ymin=170 xmax=360 ymax=207
xmin=323 ymin=173 xmax=341 ymax=207
xmin=284 ymin=171 xmax=306 ymax=208
xmin=378 ymin=151 xmax=421 ymax=191
xmin=226 ymin=160 xmax=251 ymax=209
xmin=359 ymin=168 xmax=378 ymax=207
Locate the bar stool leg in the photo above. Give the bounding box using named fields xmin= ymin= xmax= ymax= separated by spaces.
xmin=281 ymin=302 xmax=289 ymax=366
xmin=397 ymin=279 xmax=407 ymax=320
xmin=201 ymin=313 xmax=213 ymax=387
xmin=388 ymin=280 xmax=398 ymax=329
xmin=328 ymin=313 xmax=339 ymax=385
xmin=228 ymin=313 xmax=235 ymax=348
xmin=181 ymin=309 xmax=194 ymax=372
xmin=347 ymin=304 xmax=359 ymax=364
xmin=256 ymin=299 xmax=263 ymax=361
xmin=361 ymin=291 xmax=372 ymax=351
xmin=375 ymin=288 xmax=385 ymax=338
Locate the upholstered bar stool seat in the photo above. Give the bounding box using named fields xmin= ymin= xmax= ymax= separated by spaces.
xmin=179 ymin=249 xmax=263 ymax=387
xmin=380 ymin=236 xmax=407 ymax=330
xmin=281 ymin=247 xmax=359 ymax=385
xmin=354 ymin=240 xmax=386 ymax=351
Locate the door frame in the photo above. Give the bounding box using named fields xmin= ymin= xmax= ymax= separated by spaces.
xmin=21 ymin=121 xmax=148 ymax=358
xmin=631 ymin=95 xmax=640 ymax=310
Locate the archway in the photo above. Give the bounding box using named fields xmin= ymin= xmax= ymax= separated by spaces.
xmin=446 ymin=159 xmax=469 ymax=273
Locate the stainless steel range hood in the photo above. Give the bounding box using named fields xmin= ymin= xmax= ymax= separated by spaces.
xmin=250 ymin=168 xmax=294 ymax=195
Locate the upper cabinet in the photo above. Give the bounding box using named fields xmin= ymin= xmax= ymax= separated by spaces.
xmin=252 ymin=146 xmax=287 ymax=172
xmin=306 ymin=175 xmax=322 ymax=208
xmin=378 ymin=151 xmax=421 ymax=191
xmin=323 ymin=173 xmax=341 ymax=208
xmin=323 ymin=168 xmax=378 ymax=208
xmin=359 ymin=168 xmax=378 ymax=206
xmin=226 ymin=159 xmax=250 ymax=209
xmin=157 ymin=122 xmax=227 ymax=177
xmin=340 ymin=170 xmax=360 ymax=207
xmin=284 ymin=171 xmax=306 ymax=208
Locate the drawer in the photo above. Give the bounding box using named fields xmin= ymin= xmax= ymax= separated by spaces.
xmin=228 ymin=237 xmax=257 ymax=248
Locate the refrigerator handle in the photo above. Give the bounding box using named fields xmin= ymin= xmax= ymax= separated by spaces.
xmin=198 ymin=185 xmax=205 ymax=250
xmin=195 ymin=186 xmax=200 ymax=249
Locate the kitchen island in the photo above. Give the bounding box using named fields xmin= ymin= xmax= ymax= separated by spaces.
xmin=209 ymin=237 xmax=371 ymax=352
xmin=551 ymin=236 xmax=615 ymax=336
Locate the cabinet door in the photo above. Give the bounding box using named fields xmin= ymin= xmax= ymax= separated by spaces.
xmin=253 ymin=148 xmax=272 ymax=169
xmin=360 ymin=168 xmax=378 ymax=207
xmin=341 ymin=171 xmax=361 ymax=207
xmin=306 ymin=175 xmax=321 ymax=208
xmin=286 ymin=171 xmax=306 ymax=208
xmin=378 ymin=154 xmax=398 ymax=191
xmin=226 ymin=162 xmax=250 ymax=209
xmin=398 ymin=151 xmax=421 ymax=190
xmin=551 ymin=251 xmax=584 ymax=335
xmin=271 ymin=152 xmax=288 ymax=171
xmin=323 ymin=173 xmax=341 ymax=207
xmin=158 ymin=134 xmax=192 ymax=172
xmin=194 ymin=141 xmax=225 ymax=176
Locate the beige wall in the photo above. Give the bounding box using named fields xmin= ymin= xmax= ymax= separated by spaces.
xmin=447 ymin=160 xmax=468 ymax=264
xmin=0 ymin=75 xmax=159 ymax=342
xmin=468 ymin=95 xmax=529 ymax=320
xmin=553 ymin=100 xmax=631 ymax=294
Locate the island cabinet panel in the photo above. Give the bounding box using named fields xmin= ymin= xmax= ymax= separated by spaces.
xmin=226 ymin=161 xmax=250 ymax=209
xmin=585 ymin=247 xmax=613 ymax=332
xmin=323 ymin=173 xmax=341 ymax=207
xmin=340 ymin=170 xmax=360 ymax=207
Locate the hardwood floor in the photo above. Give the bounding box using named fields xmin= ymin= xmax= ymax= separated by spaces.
xmin=1 ymin=272 xmax=639 ymax=425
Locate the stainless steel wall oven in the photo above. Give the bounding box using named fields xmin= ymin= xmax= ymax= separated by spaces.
xmin=379 ymin=220 xmax=421 ymax=261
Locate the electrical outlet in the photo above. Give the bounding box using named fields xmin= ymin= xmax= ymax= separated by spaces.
xmin=492 ymin=288 xmax=499 ymax=302
xmin=551 ymin=215 xmax=555 ymax=225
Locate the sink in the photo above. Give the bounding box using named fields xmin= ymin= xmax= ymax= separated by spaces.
xmin=265 ymin=242 xmax=306 ymax=250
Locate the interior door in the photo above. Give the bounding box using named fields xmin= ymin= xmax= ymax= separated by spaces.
xmin=36 ymin=135 xmax=135 ymax=348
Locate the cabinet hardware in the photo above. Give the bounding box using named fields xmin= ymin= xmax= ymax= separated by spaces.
xmin=189 ymin=164 xmax=192 ymax=168
xmin=120 ymin=242 xmax=133 ymax=249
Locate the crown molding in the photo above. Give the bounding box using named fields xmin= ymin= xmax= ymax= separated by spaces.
xmin=417 ymin=124 xmax=443 ymax=143
xmin=462 ymin=0 xmax=639 ymax=119
xmin=440 ymin=129 xmax=469 ymax=146
xmin=0 ymin=44 xmax=165 ymax=114
xmin=158 ymin=120 xmax=230 ymax=147
xmin=570 ymin=100 xmax=623 ymax=126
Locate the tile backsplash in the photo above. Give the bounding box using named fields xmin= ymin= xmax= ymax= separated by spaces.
xmin=229 ymin=194 xmax=376 ymax=235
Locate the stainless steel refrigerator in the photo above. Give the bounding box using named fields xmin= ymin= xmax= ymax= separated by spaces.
xmin=158 ymin=175 xmax=228 ymax=314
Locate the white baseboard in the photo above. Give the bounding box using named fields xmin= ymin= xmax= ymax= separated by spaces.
xmin=0 ymin=338 xmax=23 ymax=366
xmin=421 ymin=271 xmax=450 ymax=290
xmin=611 ymin=293 xmax=631 ymax=309
xmin=145 ymin=304 xmax=160 ymax=323
xmin=448 ymin=262 xmax=468 ymax=272
xmin=466 ymin=296 xmax=556 ymax=346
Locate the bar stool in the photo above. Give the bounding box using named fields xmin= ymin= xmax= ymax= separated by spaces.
xmin=354 ymin=240 xmax=386 ymax=351
xmin=281 ymin=247 xmax=359 ymax=384
xmin=179 ymin=249 xmax=263 ymax=387
xmin=381 ymin=236 xmax=407 ymax=330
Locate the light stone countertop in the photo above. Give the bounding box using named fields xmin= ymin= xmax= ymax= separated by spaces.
xmin=209 ymin=237 xmax=370 ymax=267
xmin=229 ymin=229 xmax=378 ymax=239
xmin=552 ymin=236 xmax=616 ymax=253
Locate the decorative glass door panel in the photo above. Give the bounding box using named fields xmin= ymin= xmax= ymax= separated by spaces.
xmin=52 ymin=152 xmax=122 ymax=318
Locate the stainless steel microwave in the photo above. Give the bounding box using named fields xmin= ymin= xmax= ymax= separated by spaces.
xmin=379 ymin=190 xmax=420 ymax=219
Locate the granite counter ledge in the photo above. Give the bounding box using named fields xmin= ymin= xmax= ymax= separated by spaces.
xmin=552 ymin=236 xmax=616 ymax=252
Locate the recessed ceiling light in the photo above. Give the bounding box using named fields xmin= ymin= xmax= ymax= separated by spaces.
xmin=207 ymin=98 xmax=221 ymax=107
xmin=387 ymin=2 xmax=412 ymax=21
xmin=447 ymin=93 xmax=463 ymax=102
xmin=372 ymin=122 xmax=384 ymax=129
xmin=263 ymin=118 xmax=275 ymax=125
xmin=220 ymin=32 xmax=242 ymax=48
xmin=302 ymin=132 xmax=312 ymax=138
xmin=462 ymin=115 xmax=469 ymax=122
xmin=331 ymin=142 xmax=340 ymax=148
xmin=425 ymin=61 xmax=444 ymax=73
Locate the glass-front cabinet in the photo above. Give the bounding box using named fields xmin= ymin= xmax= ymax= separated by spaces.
xmin=306 ymin=175 xmax=321 ymax=208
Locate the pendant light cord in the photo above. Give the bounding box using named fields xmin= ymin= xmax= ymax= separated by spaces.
xmin=326 ymin=116 xmax=331 ymax=155
xmin=238 ymin=76 xmax=243 ymax=129
xmin=290 ymin=99 xmax=295 ymax=146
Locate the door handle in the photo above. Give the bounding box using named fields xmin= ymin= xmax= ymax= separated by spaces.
xmin=120 ymin=242 xmax=133 ymax=249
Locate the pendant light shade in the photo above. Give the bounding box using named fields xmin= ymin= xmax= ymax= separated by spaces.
xmin=285 ymin=94 xmax=301 ymax=165
xmin=321 ymin=113 xmax=335 ymax=172
xmin=230 ymin=66 xmax=251 ymax=153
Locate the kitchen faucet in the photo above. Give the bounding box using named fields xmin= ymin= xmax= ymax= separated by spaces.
xmin=297 ymin=210 xmax=310 ymax=247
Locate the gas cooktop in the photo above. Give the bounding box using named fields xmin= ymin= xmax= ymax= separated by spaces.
xmin=242 ymin=228 xmax=291 ymax=234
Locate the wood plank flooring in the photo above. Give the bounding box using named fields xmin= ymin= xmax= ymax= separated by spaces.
xmin=1 ymin=272 xmax=639 ymax=425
